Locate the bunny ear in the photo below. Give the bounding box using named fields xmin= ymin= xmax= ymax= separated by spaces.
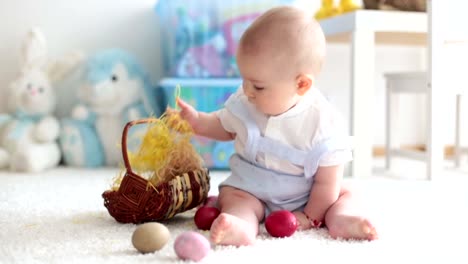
xmin=47 ymin=50 xmax=86 ymax=83
xmin=21 ymin=27 xmax=48 ymax=70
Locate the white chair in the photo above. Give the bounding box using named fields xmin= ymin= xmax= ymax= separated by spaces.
xmin=384 ymin=1 xmax=468 ymax=180
xmin=384 ymin=71 xmax=467 ymax=180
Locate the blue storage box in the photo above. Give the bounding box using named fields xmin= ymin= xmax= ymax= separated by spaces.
xmin=154 ymin=0 xmax=296 ymax=78
xmin=159 ymin=78 xmax=242 ymax=169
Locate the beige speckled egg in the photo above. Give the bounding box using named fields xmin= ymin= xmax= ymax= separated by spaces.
xmin=132 ymin=222 xmax=170 ymax=253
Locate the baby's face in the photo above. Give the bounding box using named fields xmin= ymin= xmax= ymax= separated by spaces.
xmin=237 ymin=50 xmax=301 ymax=116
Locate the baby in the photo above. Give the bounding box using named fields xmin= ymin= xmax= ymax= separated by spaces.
xmin=174 ymin=6 xmax=378 ymax=246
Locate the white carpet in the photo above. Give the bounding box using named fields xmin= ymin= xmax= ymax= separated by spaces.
xmin=1 ymin=165 xmax=468 ymax=264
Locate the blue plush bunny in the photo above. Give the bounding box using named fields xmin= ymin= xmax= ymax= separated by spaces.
xmin=59 ymin=49 xmax=166 ymax=167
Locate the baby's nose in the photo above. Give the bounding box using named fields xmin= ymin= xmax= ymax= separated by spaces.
xmin=242 ymin=85 xmax=254 ymax=98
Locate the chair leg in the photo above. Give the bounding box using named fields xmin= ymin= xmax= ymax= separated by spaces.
xmin=455 ymin=94 xmax=462 ymax=167
xmin=385 ymin=82 xmax=391 ymax=170
xmin=385 ymin=81 xmax=399 ymax=170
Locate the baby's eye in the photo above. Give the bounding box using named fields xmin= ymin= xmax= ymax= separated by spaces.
xmin=253 ymin=85 xmax=264 ymax=91
xmin=38 ymin=87 xmax=44 ymax=93
xmin=111 ymin=74 xmax=118 ymax=82
xmin=26 ymin=83 xmax=32 ymax=90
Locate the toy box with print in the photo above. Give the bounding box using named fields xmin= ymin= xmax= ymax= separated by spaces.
xmin=154 ymin=0 xmax=295 ymax=78
xmin=159 ymin=78 xmax=241 ymax=169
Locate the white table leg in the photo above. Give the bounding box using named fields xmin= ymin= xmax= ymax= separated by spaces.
xmin=350 ymin=30 xmax=375 ymax=178
xmin=426 ymin=83 xmax=445 ymax=181
xmin=427 ymin=0 xmax=446 ymax=181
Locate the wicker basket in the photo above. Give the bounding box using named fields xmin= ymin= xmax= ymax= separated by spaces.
xmin=102 ymin=119 xmax=210 ymax=224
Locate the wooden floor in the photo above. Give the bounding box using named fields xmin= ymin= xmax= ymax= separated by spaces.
xmin=372 ymin=144 xmax=455 ymax=158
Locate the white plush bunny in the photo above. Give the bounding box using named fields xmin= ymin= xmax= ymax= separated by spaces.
xmin=0 ymin=28 xmax=83 ymax=172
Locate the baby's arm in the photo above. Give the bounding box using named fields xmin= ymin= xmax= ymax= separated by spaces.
xmin=303 ymin=164 xmax=344 ymax=226
xmin=176 ymin=98 xmax=234 ymax=141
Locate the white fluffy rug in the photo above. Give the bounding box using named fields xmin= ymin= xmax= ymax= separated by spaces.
xmin=1 ymin=167 xmax=467 ymax=264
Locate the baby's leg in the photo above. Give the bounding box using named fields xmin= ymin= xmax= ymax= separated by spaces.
xmin=324 ymin=186 xmax=378 ymax=240
xmin=210 ymin=186 xmax=264 ymax=246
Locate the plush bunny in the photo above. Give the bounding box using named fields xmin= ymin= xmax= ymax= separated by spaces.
xmin=59 ymin=49 xmax=167 ymax=167
xmin=0 ymin=28 xmax=83 ymax=172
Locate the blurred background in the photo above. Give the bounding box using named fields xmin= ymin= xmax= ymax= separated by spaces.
xmin=0 ymin=0 xmax=454 ymax=160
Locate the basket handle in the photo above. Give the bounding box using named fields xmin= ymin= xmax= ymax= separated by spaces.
xmin=121 ymin=118 xmax=158 ymax=174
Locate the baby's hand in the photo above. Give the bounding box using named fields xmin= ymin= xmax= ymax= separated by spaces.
xmin=304 ymin=208 xmax=325 ymax=228
xmin=176 ymin=98 xmax=200 ymax=129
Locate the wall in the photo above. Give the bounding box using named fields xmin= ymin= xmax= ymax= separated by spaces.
xmin=0 ymin=0 xmax=454 ymax=146
xmin=0 ymin=0 xmax=162 ymax=118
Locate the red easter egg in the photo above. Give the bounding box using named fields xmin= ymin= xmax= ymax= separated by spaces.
xmin=194 ymin=206 xmax=220 ymax=230
xmin=265 ymin=210 xmax=298 ymax=238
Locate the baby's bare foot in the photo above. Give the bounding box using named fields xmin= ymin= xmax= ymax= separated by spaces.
xmin=328 ymin=215 xmax=378 ymax=240
xmin=210 ymin=213 xmax=256 ymax=246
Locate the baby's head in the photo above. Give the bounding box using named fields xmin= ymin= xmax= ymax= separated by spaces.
xmin=236 ymin=6 xmax=326 ymax=116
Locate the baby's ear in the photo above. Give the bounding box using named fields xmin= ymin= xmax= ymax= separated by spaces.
xmin=296 ymin=74 xmax=313 ymax=96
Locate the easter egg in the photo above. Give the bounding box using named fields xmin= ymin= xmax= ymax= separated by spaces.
xmin=174 ymin=231 xmax=211 ymax=262
xmin=194 ymin=206 xmax=220 ymax=230
xmin=197 ymin=195 xmax=218 ymax=209
xmin=203 ymin=195 xmax=218 ymax=208
xmin=265 ymin=210 xmax=298 ymax=238
xmin=131 ymin=222 xmax=170 ymax=253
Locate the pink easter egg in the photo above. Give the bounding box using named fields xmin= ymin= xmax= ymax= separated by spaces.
xmin=197 ymin=195 xmax=218 ymax=209
xmin=203 ymin=195 xmax=218 ymax=208
xmin=174 ymin=231 xmax=211 ymax=262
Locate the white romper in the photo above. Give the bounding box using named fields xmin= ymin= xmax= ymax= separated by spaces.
xmin=217 ymin=88 xmax=353 ymax=215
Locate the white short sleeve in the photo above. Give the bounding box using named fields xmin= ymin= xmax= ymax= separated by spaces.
xmin=319 ymin=149 xmax=353 ymax=167
xmin=314 ymin=95 xmax=353 ymax=167
xmin=215 ymin=87 xmax=244 ymax=134
xmin=216 ymin=108 xmax=236 ymax=133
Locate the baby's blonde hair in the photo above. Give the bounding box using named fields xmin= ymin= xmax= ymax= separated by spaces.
xmin=238 ymin=6 xmax=326 ymax=77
